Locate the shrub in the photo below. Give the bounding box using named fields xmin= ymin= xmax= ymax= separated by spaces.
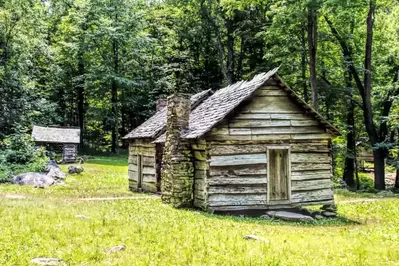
xmin=0 ymin=133 xmax=48 ymax=182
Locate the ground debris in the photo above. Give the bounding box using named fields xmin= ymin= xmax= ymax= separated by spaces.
xmin=107 ymin=245 xmax=126 ymax=254
xmin=243 ymin=234 xmax=270 ymax=243
xmin=75 ymin=214 xmax=90 ymax=220
xmin=31 ymin=257 xmax=64 ymax=265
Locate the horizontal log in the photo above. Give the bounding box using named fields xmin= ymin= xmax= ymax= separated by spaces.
xmin=128 ymin=164 xmax=155 ymax=175
xmin=128 ymin=170 xmax=138 ymax=182
xmin=251 ymin=134 xmax=291 ymax=141
xmin=208 ymin=177 xmax=267 ymax=186
xmin=143 ymin=174 xmax=156 ymax=183
xmin=291 ymin=179 xmax=333 ymax=192
xmin=229 ymin=120 xmax=291 ymax=128
xmin=208 ymin=186 xmax=267 ymax=194
xmin=291 ymin=133 xmax=331 ymax=140
xmin=291 ymin=163 xmax=331 ymax=171
xmin=242 ymin=96 xmax=302 ymax=114
xmin=209 ymin=154 xmax=266 ymax=166
xmin=255 ymin=89 xmax=287 ymax=96
xmin=141 ymin=182 xmax=157 ymax=192
xmin=208 ymin=194 xmax=267 ymax=206
xmin=251 ymin=126 xmax=325 ymax=135
xmin=291 ymin=170 xmax=332 ymax=181
xmin=291 ymin=188 xmax=333 ymax=203
xmin=291 ymin=153 xmax=331 ymax=163
xmin=142 ymin=156 xmax=155 ymax=167
xmin=236 ymin=113 xmax=307 ymax=120
xmin=210 ymin=164 xmax=267 ymax=176
xmin=207 ymin=134 xmax=252 ymax=141
xmin=290 ymin=144 xmax=329 ymax=153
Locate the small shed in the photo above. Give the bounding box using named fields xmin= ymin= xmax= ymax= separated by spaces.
xmin=124 ymin=68 xmax=340 ymax=213
xmin=31 ymin=126 xmax=81 ymax=163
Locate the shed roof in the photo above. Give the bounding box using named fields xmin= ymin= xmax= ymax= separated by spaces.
xmin=123 ymin=89 xmax=213 ymax=139
xmin=153 ymin=68 xmax=340 ymax=143
xmin=32 ymin=126 xmax=81 ymax=144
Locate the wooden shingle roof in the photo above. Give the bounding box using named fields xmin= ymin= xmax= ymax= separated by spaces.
xmin=153 ymin=68 xmax=340 ymax=143
xmin=32 ymin=126 xmax=80 ymax=144
xmin=123 ymin=89 xmax=212 ymax=139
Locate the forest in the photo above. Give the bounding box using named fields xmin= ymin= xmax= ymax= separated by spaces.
xmin=1 ymin=0 xmax=399 ymax=191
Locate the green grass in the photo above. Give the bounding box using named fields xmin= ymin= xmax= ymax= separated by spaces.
xmin=1 ymin=156 xmax=399 ymax=265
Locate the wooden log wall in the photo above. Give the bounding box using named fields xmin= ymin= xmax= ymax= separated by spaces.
xmin=204 ymin=82 xmax=334 ymax=211
xmin=206 ymin=141 xmax=334 ymax=211
xmin=128 ymin=139 xmax=157 ymax=192
xmin=192 ymin=140 xmax=208 ymax=209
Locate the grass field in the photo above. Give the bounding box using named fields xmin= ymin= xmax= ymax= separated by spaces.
xmin=1 ymin=156 xmax=399 ymax=265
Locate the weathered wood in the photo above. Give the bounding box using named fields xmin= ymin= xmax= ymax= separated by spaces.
xmin=129 ymin=164 xmax=155 ymax=175
xmin=268 ymin=149 xmax=289 ymax=201
xmin=143 ymin=174 xmax=156 ymax=183
xmin=128 ymin=170 xmax=138 ymax=182
xmin=291 ymin=179 xmax=333 ymax=191
xmin=142 ymin=156 xmax=155 ymax=167
xmin=209 ymin=143 xmax=328 ymax=155
xmin=210 ymin=164 xmax=267 ymax=176
xmin=229 ymin=120 xmax=291 ymax=128
xmin=255 ymin=89 xmax=287 ymax=96
xmin=251 ymin=126 xmax=324 ymax=135
xmin=251 ymin=134 xmax=291 ymax=141
xmin=291 ymin=133 xmax=330 ymax=140
xmin=291 ymin=153 xmax=330 ymax=163
xmin=290 ymin=144 xmax=329 ymax=153
xmin=209 ymin=154 xmax=266 ymax=166
xmin=208 ymin=194 xmax=267 ymax=206
xmin=291 ymin=170 xmax=332 ymax=181
xmin=242 ymin=96 xmax=302 ymax=114
xmin=208 ymin=186 xmax=267 ymax=194
xmin=141 ymin=182 xmax=157 ymax=192
xmin=291 ymin=163 xmax=331 ymax=171
xmin=208 ymin=177 xmax=267 ymax=186
xmin=291 ymin=189 xmax=333 ymax=203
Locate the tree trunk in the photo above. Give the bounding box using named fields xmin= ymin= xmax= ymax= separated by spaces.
xmin=373 ymin=149 xmax=385 ymax=190
xmin=343 ymin=99 xmax=356 ymax=189
xmin=307 ymin=2 xmax=318 ymax=110
xmin=226 ymin=18 xmax=235 ymax=84
xmin=395 ymin=169 xmax=399 ymax=189
xmin=77 ymin=50 xmax=85 ymax=149
xmin=301 ymin=23 xmax=309 ymax=103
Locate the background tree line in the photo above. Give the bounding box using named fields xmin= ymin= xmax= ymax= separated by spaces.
xmin=1 ymin=0 xmax=399 ymax=190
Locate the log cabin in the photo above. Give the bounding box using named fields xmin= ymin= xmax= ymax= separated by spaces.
xmin=31 ymin=126 xmax=80 ymax=163
xmin=123 ymin=68 xmax=340 ymax=212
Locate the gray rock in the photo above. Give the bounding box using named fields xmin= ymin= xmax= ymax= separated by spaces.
xmin=76 ymin=214 xmax=90 ymax=220
xmin=314 ymin=214 xmax=325 ymax=220
xmin=321 ymin=211 xmax=337 ymax=218
xmin=31 ymin=257 xmax=63 ymax=265
xmin=273 ymin=211 xmax=314 ymax=222
xmin=107 ymin=245 xmax=126 ymax=254
xmin=243 ymin=234 xmax=270 ymax=243
xmin=266 ymin=211 xmax=277 ymax=217
xmin=377 ymin=190 xmax=394 ymax=195
xmin=12 ymin=163 xmax=66 ymax=187
xmin=260 ymin=214 xmax=271 ymax=219
xmin=68 ymin=165 xmax=84 ymax=174
xmin=321 ymin=204 xmax=337 ymax=212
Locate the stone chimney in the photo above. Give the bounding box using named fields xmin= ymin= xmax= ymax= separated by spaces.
xmin=161 ymin=93 xmax=194 ymax=207
xmin=156 ymin=98 xmax=167 ymax=112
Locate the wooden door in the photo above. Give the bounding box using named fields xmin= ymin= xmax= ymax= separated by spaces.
xmin=268 ymin=149 xmax=289 ymax=201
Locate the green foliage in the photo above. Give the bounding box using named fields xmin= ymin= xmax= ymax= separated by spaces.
xmin=0 ymin=133 xmax=48 ymax=182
